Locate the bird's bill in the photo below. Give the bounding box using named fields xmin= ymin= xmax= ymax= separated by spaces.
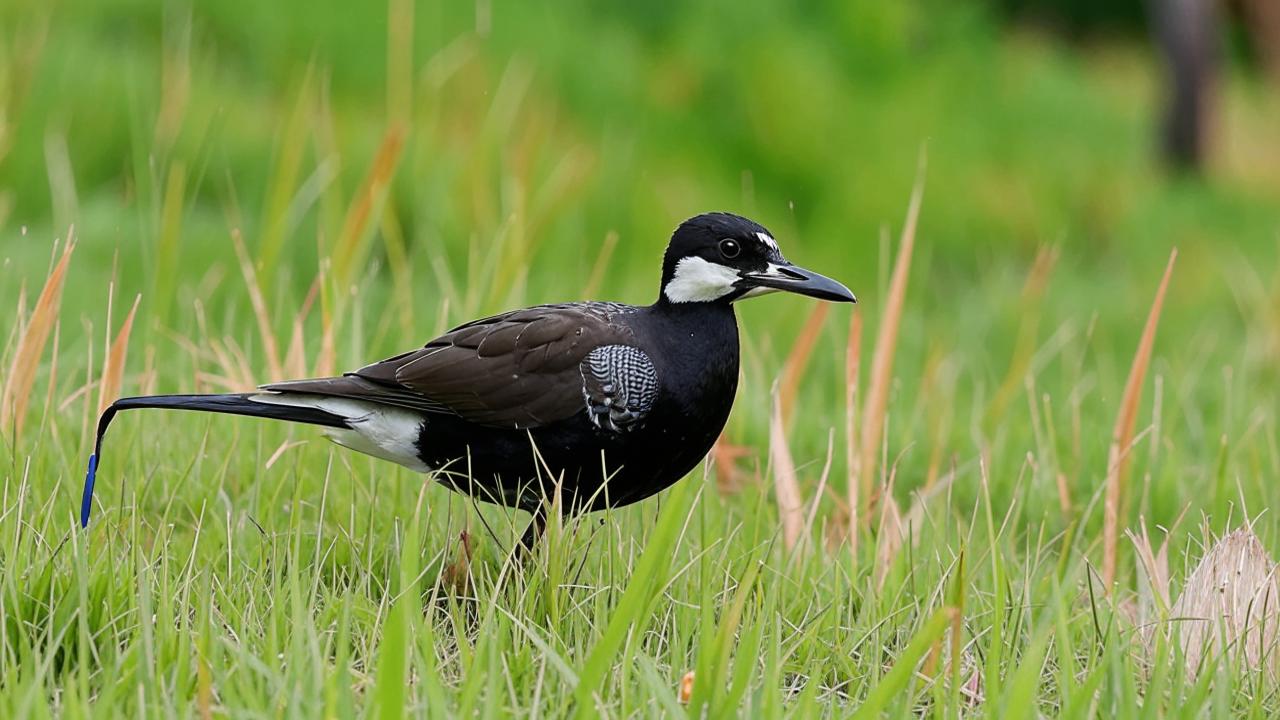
xmin=737 ymin=263 xmax=857 ymax=303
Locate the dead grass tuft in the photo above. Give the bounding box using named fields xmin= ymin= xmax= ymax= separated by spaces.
xmin=1170 ymin=526 xmax=1279 ymax=675
xmin=1 ymin=232 xmax=74 ymax=437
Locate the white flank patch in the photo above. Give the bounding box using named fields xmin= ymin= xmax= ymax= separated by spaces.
xmin=663 ymin=256 xmax=741 ymax=303
xmin=251 ymin=393 xmax=430 ymax=472
xmin=756 ymin=232 xmax=779 ymax=252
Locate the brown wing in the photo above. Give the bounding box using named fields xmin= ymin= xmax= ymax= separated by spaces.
xmin=262 ymin=303 xmax=637 ymax=429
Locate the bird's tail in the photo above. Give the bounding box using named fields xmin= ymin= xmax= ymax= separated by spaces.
xmin=81 ymin=393 xmax=348 ymax=528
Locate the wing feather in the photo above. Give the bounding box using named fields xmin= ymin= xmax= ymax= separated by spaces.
xmin=261 ymin=303 xmax=639 ymax=429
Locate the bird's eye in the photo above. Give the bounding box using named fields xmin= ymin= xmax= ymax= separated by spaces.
xmin=719 ymin=239 xmax=741 ymax=259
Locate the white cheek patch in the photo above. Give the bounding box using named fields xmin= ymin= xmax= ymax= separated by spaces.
xmin=756 ymin=232 xmax=779 ymax=252
xmin=663 ymin=256 xmax=741 ymax=303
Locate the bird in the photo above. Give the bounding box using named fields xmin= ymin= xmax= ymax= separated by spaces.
xmin=81 ymin=212 xmax=856 ymax=549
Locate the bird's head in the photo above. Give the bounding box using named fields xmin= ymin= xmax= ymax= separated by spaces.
xmin=659 ymin=212 xmax=856 ymax=305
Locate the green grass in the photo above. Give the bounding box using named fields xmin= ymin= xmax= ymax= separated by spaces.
xmin=3 ymin=0 xmax=1280 ymax=716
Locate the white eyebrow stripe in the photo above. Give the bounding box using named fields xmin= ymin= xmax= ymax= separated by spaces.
xmin=756 ymin=232 xmax=779 ymax=251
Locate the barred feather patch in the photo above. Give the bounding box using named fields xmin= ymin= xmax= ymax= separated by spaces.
xmin=580 ymin=345 xmax=658 ymax=432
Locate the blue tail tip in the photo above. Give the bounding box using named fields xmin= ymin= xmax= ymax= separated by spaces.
xmin=80 ymin=453 xmax=98 ymax=529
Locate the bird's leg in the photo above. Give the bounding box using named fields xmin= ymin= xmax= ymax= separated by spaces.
xmin=515 ymin=505 xmax=547 ymax=558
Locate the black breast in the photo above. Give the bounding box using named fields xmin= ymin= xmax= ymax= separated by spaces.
xmin=414 ymin=301 xmax=740 ymax=513
xmin=603 ymin=302 xmax=740 ymax=506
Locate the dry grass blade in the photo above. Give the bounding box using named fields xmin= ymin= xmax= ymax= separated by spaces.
xmin=3 ymin=284 xmax=29 ymax=373
xmin=231 ymin=229 xmax=284 ymax=380
xmin=874 ymin=492 xmax=904 ymax=591
xmin=96 ymin=293 xmax=141 ymax=415
xmin=1170 ymin=527 xmax=1279 ymax=675
xmin=769 ymin=384 xmax=805 ymax=554
xmin=710 ymin=434 xmax=753 ymax=495
xmin=443 ymin=530 xmax=474 ymax=595
xmin=845 ymin=309 xmax=863 ymax=556
xmin=801 ymin=429 xmax=836 ymax=545
xmin=1127 ymin=518 xmax=1172 ymax=630
xmin=677 ymin=671 xmax=695 ymax=705
xmin=315 ymin=258 xmax=337 ymax=377
xmin=1103 ymin=248 xmax=1177 ymax=588
xmin=779 ymin=302 xmax=830 ymax=428
xmin=284 ymin=321 xmax=307 ymax=380
xmin=283 ymin=276 xmax=322 ymax=379
xmin=856 ymin=152 xmax=925 ymax=528
xmin=1054 ymin=471 xmax=1072 ymax=517
xmin=331 ymin=125 xmax=406 ymax=288
xmin=1 ymin=232 xmax=75 ymax=437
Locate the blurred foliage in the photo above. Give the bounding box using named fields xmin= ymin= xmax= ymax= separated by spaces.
xmin=993 ymin=0 xmax=1148 ymax=34
xmin=2 ymin=0 xmax=1276 ymax=305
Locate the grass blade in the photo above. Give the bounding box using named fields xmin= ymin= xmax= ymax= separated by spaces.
xmin=572 ymin=478 xmax=692 ymax=718
xmin=779 ymin=302 xmax=830 ymax=427
xmin=96 ymin=293 xmax=141 ymax=414
xmin=231 ymin=229 xmax=283 ymax=380
xmin=331 ymin=126 xmax=406 ymax=289
xmin=153 ymin=161 xmax=186 ymax=328
xmin=1102 ymin=248 xmax=1176 ymax=588
xmin=986 ymin=244 xmax=1058 ymax=425
xmin=769 ymin=384 xmax=805 ymax=554
xmin=845 ymin=308 xmax=863 ymax=555
xmin=853 ymin=607 xmax=954 ymax=718
xmin=856 ymin=151 xmax=925 ymax=527
xmin=374 ymin=591 xmax=409 ymax=720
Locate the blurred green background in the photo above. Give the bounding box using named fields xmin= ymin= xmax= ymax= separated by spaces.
xmin=4 ymin=0 xmax=1276 ymax=302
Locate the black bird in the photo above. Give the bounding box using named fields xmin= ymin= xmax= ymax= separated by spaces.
xmin=82 ymin=213 xmax=855 ymax=547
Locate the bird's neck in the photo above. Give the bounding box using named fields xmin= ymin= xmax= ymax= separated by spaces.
xmin=643 ymin=298 xmax=740 ymax=425
xmin=650 ymin=296 xmax=737 ymax=323
xmin=646 ymin=298 xmax=739 ymax=357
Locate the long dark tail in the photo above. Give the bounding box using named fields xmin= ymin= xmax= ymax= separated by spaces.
xmin=81 ymin=393 xmax=348 ymax=528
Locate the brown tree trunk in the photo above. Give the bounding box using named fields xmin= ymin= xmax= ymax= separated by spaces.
xmin=1150 ymin=0 xmax=1219 ymax=170
xmin=1238 ymin=0 xmax=1280 ymax=82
